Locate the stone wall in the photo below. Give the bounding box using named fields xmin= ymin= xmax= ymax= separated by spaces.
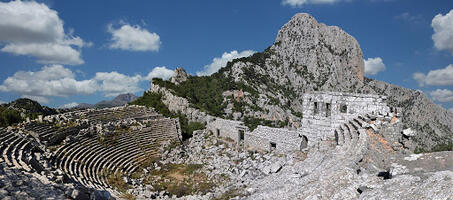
xmin=206 ymin=118 xmax=248 ymax=143
xmin=301 ymin=91 xmax=399 ymax=142
xmin=245 ymin=126 xmax=305 ymax=153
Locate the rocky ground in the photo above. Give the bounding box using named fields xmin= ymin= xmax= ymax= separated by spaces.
xmin=0 ymin=161 xmax=106 ymax=200
xmin=126 ymin=130 xmax=297 ymax=200
xmin=1 ymin=113 xmax=453 ymax=200
xmin=123 ymin=114 xmax=453 ymax=200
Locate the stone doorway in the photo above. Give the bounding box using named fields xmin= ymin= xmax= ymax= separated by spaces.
xmin=216 ymin=129 xmax=220 ymax=137
xmin=300 ymin=135 xmax=308 ymax=150
xmin=270 ymin=142 xmax=277 ymax=151
xmin=238 ymin=130 xmax=245 ymax=141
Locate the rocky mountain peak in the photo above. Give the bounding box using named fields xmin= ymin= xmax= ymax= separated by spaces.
xmin=93 ymin=93 xmax=138 ymax=108
xmin=170 ymin=67 xmax=189 ymax=85
xmin=112 ymin=93 xmax=137 ymax=104
xmin=272 ymin=12 xmax=364 ymax=82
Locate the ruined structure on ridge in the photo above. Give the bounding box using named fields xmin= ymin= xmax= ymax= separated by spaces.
xmin=301 ymin=92 xmax=402 ymax=147
xmin=208 ymin=92 xmax=403 ymax=153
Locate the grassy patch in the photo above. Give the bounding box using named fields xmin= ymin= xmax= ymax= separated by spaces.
xmin=119 ymin=193 xmax=136 ymax=200
xmin=414 ymin=142 xmax=453 ymax=154
xmin=143 ymin=163 xmax=215 ymax=197
xmin=97 ymin=132 xmax=120 ymax=146
xmin=214 ymin=188 xmax=245 ymax=200
xmin=104 ymin=170 xmax=131 ymax=193
xmin=136 ymin=154 xmax=160 ymax=169
xmin=243 ymin=116 xmax=287 ymax=131
xmin=183 ymin=164 xmax=203 ymax=174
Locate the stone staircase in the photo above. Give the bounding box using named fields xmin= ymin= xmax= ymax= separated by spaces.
xmin=334 ymin=111 xmax=401 ymax=163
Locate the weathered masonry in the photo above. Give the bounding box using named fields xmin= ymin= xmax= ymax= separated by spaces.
xmin=208 ymin=118 xmax=307 ymax=153
xmin=300 ymin=92 xmax=401 ymax=144
xmin=245 ymin=126 xmax=307 ymax=152
xmin=207 ymin=118 xmax=249 ymax=143
xmin=208 ymin=92 xmax=401 ymax=153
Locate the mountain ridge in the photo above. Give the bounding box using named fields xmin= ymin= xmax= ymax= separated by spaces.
xmin=75 ymin=93 xmax=138 ymax=109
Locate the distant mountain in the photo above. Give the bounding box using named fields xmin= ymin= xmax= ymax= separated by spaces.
xmin=75 ymin=93 xmax=138 ymax=109
xmin=95 ymin=93 xmax=138 ymax=108
xmin=74 ymin=103 xmax=94 ymax=109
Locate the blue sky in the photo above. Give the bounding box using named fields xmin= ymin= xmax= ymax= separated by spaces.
xmin=0 ymin=0 xmax=452 ymax=111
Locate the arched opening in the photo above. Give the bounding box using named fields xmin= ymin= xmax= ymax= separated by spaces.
xmin=300 ymin=135 xmax=308 ymax=150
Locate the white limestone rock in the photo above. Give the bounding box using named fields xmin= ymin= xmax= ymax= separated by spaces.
xmin=170 ymin=67 xmax=188 ymax=85
xmin=402 ymin=128 xmax=415 ymax=137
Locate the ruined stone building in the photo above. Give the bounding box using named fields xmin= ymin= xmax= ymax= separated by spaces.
xmin=245 ymin=126 xmax=307 ymax=152
xmin=208 ymin=92 xmax=401 ymax=153
xmin=207 ymin=118 xmax=248 ymax=143
xmin=300 ymin=92 xmax=401 ymax=146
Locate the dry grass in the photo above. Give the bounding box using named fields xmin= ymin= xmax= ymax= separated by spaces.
xmin=214 ymin=188 xmax=245 ymax=200
xmin=103 ymin=169 xmax=131 ymax=193
xmin=120 ymin=193 xmax=136 ymax=200
xmin=143 ymin=163 xmax=215 ymax=197
xmin=136 ymin=154 xmax=160 ymax=169
xmin=391 ymin=116 xmax=398 ymax=123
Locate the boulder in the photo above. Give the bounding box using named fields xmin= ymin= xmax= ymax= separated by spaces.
xmin=402 ymin=128 xmax=416 ymax=137
xmin=270 ymin=162 xmax=282 ymax=173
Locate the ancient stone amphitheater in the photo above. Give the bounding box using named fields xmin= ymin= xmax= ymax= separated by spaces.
xmin=0 ymin=105 xmax=181 ymax=199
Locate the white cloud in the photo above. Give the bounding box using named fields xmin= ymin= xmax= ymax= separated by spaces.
xmin=413 ymin=64 xmax=453 ymax=86
xmin=413 ymin=73 xmax=426 ymax=86
xmin=0 ymin=65 xmax=98 ymax=103
xmin=196 ymin=50 xmax=255 ymax=76
xmin=94 ymin=72 xmax=142 ymax=97
xmin=364 ymin=57 xmax=386 ymax=75
xmin=395 ymin=12 xmax=423 ymax=24
xmin=144 ymin=66 xmax=174 ymax=80
xmin=432 ymin=9 xmax=453 ymax=54
xmin=108 ymin=24 xmax=160 ymax=52
xmin=282 ymin=0 xmax=342 ymax=7
xmin=60 ymin=102 xmax=79 ymax=109
xmin=2 ymin=43 xmax=83 ymax=65
xmin=0 ymin=65 xmax=175 ymax=103
xmin=0 ymin=100 xmax=5 ymax=104
xmin=430 ymin=89 xmax=453 ymax=103
xmin=0 ymin=1 xmax=89 ymax=65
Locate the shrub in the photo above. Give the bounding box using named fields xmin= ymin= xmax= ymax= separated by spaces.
xmin=187 ymin=122 xmax=206 ymax=136
xmin=130 ymin=91 xmax=172 ymax=117
xmin=415 ymin=142 xmax=453 ymax=154
xmin=105 ymin=170 xmax=130 ymax=193
xmin=243 ymin=116 xmax=287 ymax=131
xmin=130 ymin=92 xmax=206 ymax=140
xmin=0 ymin=106 xmax=22 ymax=127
